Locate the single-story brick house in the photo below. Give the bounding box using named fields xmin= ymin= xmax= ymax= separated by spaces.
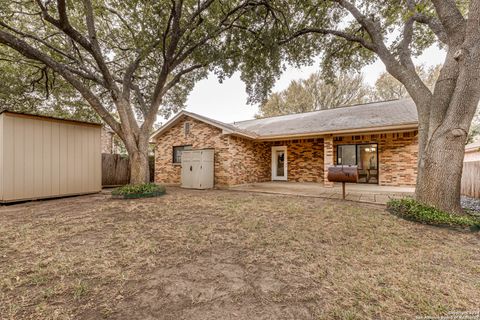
xmin=151 ymin=99 xmax=419 ymax=187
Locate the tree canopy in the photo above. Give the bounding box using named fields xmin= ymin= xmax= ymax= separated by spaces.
xmin=245 ymin=0 xmax=480 ymax=213
xmin=0 ymin=47 xmax=98 ymax=121
xmin=0 ymin=0 xmax=276 ymax=182
xmin=256 ymin=71 xmax=370 ymax=118
xmin=372 ymin=65 xmax=441 ymax=101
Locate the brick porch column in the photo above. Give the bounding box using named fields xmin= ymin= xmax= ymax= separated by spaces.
xmin=323 ymin=135 xmax=334 ymax=187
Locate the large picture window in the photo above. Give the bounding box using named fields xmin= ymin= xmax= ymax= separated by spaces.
xmin=337 ymin=144 xmax=379 ymax=184
xmin=173 ymin=145 xmax=192 ymax=164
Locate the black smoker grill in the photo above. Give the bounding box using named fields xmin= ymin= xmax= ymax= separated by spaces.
xmin=327 ymin=165 xmax=359 ymax=199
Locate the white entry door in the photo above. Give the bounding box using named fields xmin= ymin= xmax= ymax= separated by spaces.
xmin=271 ymin=146 xmax=287 ymax=181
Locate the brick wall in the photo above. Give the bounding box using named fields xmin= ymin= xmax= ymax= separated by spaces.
xmin=153 ymin=116 xmax=231 ymax=186
xmin=227 ymin=136 xmax=271 ymax=185
xmin=153 ymin=114 xmax=418 ymax=187
xmin=153 ymin=116 xmax=326 ymax=186
xmin=101 ymin=126 xmax=114 ymax=154
xmin=268 ymin=139 xmax=324 ymax=182
xmin=332 ymin=131 xmax=418 ymax=186
xmin=323 ymin=136 xmax=334 ymax=186
xmin=153 ymin=116 xmax=279 ymax=186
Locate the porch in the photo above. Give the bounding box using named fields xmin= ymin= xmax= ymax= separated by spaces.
xmin=229 ymin=181 xmax=415 ymax=205
xmin=265 ymin=131 xmax=418 ymax=187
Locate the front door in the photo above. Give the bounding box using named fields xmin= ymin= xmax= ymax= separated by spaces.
xmin=271 ymin=146 xmax=287 ymax=181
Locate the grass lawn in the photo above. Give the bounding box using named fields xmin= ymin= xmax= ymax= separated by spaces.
xmin=1 ymin=188 xmax=479 ymax=319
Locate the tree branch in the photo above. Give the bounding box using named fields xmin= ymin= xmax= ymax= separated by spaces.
xmin=278 ymin=27 xmax=376 ymax=51
xmin=397 ymin=15 xmax=416 ymax=71
xmin=141 ymin=63 xmax=204 ymax=134
xmin=431 ymin=0 xmax=466 ymax=43
xmin=35 ymin=0 xmax=118 ymax=93
xmin=0 ymin=20 xmax=78 ymax=61
xmin=0 ymin=29 xmax=124 ymax=138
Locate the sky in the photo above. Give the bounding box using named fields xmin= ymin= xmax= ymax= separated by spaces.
xmin=160 ymin=45 xmax=447 ymax=125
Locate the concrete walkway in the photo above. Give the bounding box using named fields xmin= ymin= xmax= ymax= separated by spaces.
xmin=229 ymin=182 xmax=415 ymax=205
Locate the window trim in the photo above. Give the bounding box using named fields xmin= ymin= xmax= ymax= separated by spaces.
xmin=172 ymin=145 xmax=192 ymax=164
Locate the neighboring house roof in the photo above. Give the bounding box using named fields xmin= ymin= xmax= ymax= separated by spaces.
xmin=465 ymin=140 xmax=480 ymax=153
xmin=151 ymin=99 xmax=418 ymax=141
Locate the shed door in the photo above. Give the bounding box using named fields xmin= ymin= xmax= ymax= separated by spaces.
xmin=181 ymin=152 xmax=193 ymax=188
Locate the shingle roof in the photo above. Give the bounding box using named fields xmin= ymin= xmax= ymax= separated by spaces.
xmin=232 ymin=99 xmax=418 ymax=138
xmin=151 ymin=99 xmax=418 ymax=141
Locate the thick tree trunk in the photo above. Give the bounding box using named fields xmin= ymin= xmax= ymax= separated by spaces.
xmin=415 ymin=126 xmax=467 ymax=214
xmin=129 ymin=149 xmax=150 ymax=184
xmin=125 ymin=131 xmax=151 ymax=185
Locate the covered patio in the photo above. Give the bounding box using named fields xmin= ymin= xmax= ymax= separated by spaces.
xmin=229 ymin=181 xmax=415 ymax=204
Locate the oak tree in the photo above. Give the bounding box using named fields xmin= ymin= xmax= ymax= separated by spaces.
xmin=0 ymin=0 xmax=264 ymax=183
xmin=259 ymin=0 xmax=480 ymax=213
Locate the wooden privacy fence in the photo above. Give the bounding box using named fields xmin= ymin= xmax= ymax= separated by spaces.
xmin=461 ymin=161 xmax=480 ymax=199
xmin=102 ymin=153 xmax=155 ymax=187
xmin=102 ymin=154 xmax=130 ymax=187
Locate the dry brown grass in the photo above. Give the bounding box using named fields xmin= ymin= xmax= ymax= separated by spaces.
xmin=0 ymin=188 xmax=479 ymax=320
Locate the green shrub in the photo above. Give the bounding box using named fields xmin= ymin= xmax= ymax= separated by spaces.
xmin=112 ymin=183 xmax=166 ymax=196
xmin=387 ymin=198 xmax=480 ymax=230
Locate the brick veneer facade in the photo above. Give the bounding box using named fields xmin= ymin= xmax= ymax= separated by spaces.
xmin=323 ymin=135 xmax=334 ymax=187
xmin=268 ymin=139 xmax=324 ymax=182
xmin=101 ymin=126 xmax=114 ymax=154
xmin=332 ymin=131 xmax=418 ymax=186
xmin=153 ymin=114 xmax=418 ymax=187
xmin=154 ymin=116 xmax=231 ymax=186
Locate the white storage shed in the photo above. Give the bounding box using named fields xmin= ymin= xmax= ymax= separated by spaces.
xmin=0 ymin=111 xmax=102 ymax=203
xmin=181 ymin=149 xmax=214 ymax=189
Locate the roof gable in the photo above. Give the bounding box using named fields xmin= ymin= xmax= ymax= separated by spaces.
xmin=150 ymin=111 xmax=257 ymax=140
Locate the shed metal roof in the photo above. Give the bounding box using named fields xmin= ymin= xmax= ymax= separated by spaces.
xmin=0 ymin=109 xmax=102 ymax=127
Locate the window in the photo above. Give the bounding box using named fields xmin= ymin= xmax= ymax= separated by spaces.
xmin=173 ymin=145 xmax=192 ymax=164
xmin=337 ymin=145 xmax=356 ymax=166
xmin=184 ymin=122 xmax=190 ymax=137
xmin=337 ymin=144 xmax=379 ymax=184
xmin=337 ymin=144 xmax=378 ymax=168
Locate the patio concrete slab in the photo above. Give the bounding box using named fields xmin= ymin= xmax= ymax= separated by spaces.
xmin=229 ymin=182 xmax=415 ymax=205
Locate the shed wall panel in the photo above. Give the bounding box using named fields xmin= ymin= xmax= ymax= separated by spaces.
xmin=59 ymin=124 xmax=68 ymax=194
xmin=33 ymin=120 xmax=44 ymax=198
xmin=1 ymin=113 xmax=101 ymax=202
xmin=51 ymin=122 xmax=60 ymax=195
xmin=42 ymin=121 xmax=52 ymax=196
xmin=13 ymin=117 xmax=25 ymax=199
xmin=4 ymin=116 xmax=16 ymax=200
xmin=24 ymin=118 xmax=35 ymax=198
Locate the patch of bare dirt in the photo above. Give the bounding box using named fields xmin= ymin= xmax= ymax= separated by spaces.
xmin=0 ymin=188 xmax=479 ymax=319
